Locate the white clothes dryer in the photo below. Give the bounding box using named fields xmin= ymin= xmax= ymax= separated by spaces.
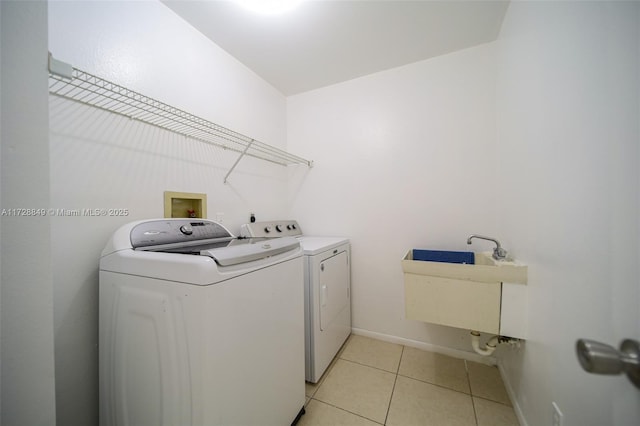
xmin=99 ymin=219 xmax=306 ymax=426
xmin=240 ymin=220 xmax=351 ymax=383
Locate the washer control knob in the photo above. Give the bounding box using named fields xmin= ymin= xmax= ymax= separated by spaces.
xmin=287 ymin=224 xmax=297 ymax=230
xmin=264 ymin=226 xmax=272 ymax=233
xmin=275 ymin=225 xmax=283 ymax=232
xmin=180 ymin=224 xmax=193 ymax=235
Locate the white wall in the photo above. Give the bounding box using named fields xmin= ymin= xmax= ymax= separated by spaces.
xmin=288 ymin=43 xmax=501 ymax=352
xmin=1 ymin=1 xmax=57 ymax=425
xmin=35 ymin=2 xmax=640 ymax=425
xmin=48 ymin=1 xmax=290 ymax=424
xmin=288 ymin=2 xmax=639 ymax=425
xmin=496 ymin=2 xmax=639 ymax=425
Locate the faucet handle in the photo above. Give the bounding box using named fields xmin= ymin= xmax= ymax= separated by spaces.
xmin=493 ymin=247 xmax=508 ymax=260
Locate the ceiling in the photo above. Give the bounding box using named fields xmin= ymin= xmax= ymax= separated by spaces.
xmin=162 ymin=0 xmax=510 ymax=96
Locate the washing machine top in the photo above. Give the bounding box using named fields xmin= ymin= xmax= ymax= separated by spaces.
xmin=125 ymin=219 xmax=298 ymax=266
xmin=100 ymin=219 xmax=302 ymax=285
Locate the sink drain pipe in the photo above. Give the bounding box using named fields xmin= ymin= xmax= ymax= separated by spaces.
xmin=470 ymin=331 xmax=499 ymax=356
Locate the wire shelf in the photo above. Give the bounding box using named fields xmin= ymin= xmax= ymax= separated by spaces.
xmin=47 ymin=54 xmax=312 ymax=183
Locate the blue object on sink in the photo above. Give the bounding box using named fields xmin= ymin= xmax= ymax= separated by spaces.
xmin=412 ymin=249 xmax=475 ymax=265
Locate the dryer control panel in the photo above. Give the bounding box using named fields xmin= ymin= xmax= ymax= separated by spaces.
xmin=240 ymin=220 xmax=302 ymax=238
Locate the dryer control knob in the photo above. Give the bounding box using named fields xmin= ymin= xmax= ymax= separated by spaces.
xmin=180 ymin=225 xmax=193 ymax=235
xmin=275 ymin=225 xmax=283 ymax=232
xmin=264 ymin=226 xmax=272 ymax=233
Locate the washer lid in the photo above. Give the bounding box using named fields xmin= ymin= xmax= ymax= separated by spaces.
xmin=201 ymin=236 xmax=300 ymax=266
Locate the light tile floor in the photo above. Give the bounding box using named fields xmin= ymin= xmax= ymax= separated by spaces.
xmin=300 ymin=335 xmax=519 ymax=426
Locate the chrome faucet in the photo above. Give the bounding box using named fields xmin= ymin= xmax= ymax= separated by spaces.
xmin=467 ymin=235 xmax=509 ymax=260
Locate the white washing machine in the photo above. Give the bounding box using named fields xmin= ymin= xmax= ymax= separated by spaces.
xmin=240 ymin=220 xmax=351 ymax=383
xmin=99 ymin=219 xmax=306 ymax=426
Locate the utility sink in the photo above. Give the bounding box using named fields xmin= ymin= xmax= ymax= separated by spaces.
xmin=402 ymin=249 xmax=528 ymax=336
xmin=403 ymin=249 xmax=527 ymax=284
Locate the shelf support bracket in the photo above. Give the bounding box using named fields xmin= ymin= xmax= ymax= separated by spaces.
xmin=48 ymin=52 xmax=74 ymax=79
xmin=224 ymin=139 xmax=254 ymax=184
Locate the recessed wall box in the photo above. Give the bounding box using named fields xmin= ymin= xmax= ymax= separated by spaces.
xmin=164 ymin=191 xmax=207 ymax=219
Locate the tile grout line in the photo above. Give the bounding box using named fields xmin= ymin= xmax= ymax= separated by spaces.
xmin=306 ymin=350 xmax=388 ymax=425
xmin=466 ymin=359 xmax=480 ymax=426
xmin=383 ymin=345 xmax=405 ymax=425
xmin=307 ymin=398 xmax=385 ymax=425
xmin=465 ymin=358 xmax=515 ymax=410
xmin=395 ymin=372 xmax=474 ymax=396
xmin=337 ymin=357 xmax=400 ymax=375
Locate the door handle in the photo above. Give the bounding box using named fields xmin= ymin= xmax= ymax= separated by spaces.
xmin=576 ymin=338 xmax=640 ymax=389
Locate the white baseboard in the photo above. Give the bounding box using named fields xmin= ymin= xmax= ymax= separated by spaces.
xmin=351 ymin=327 xmax=497 ymax=366
xmin=497 ymin=360 xmax=529 ymax=426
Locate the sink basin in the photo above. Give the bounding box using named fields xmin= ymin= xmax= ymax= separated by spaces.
xmin=411 ymin=249 xmax=475 ymax=265
xmin=403 ymin=250 xmax=527 ymax=284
